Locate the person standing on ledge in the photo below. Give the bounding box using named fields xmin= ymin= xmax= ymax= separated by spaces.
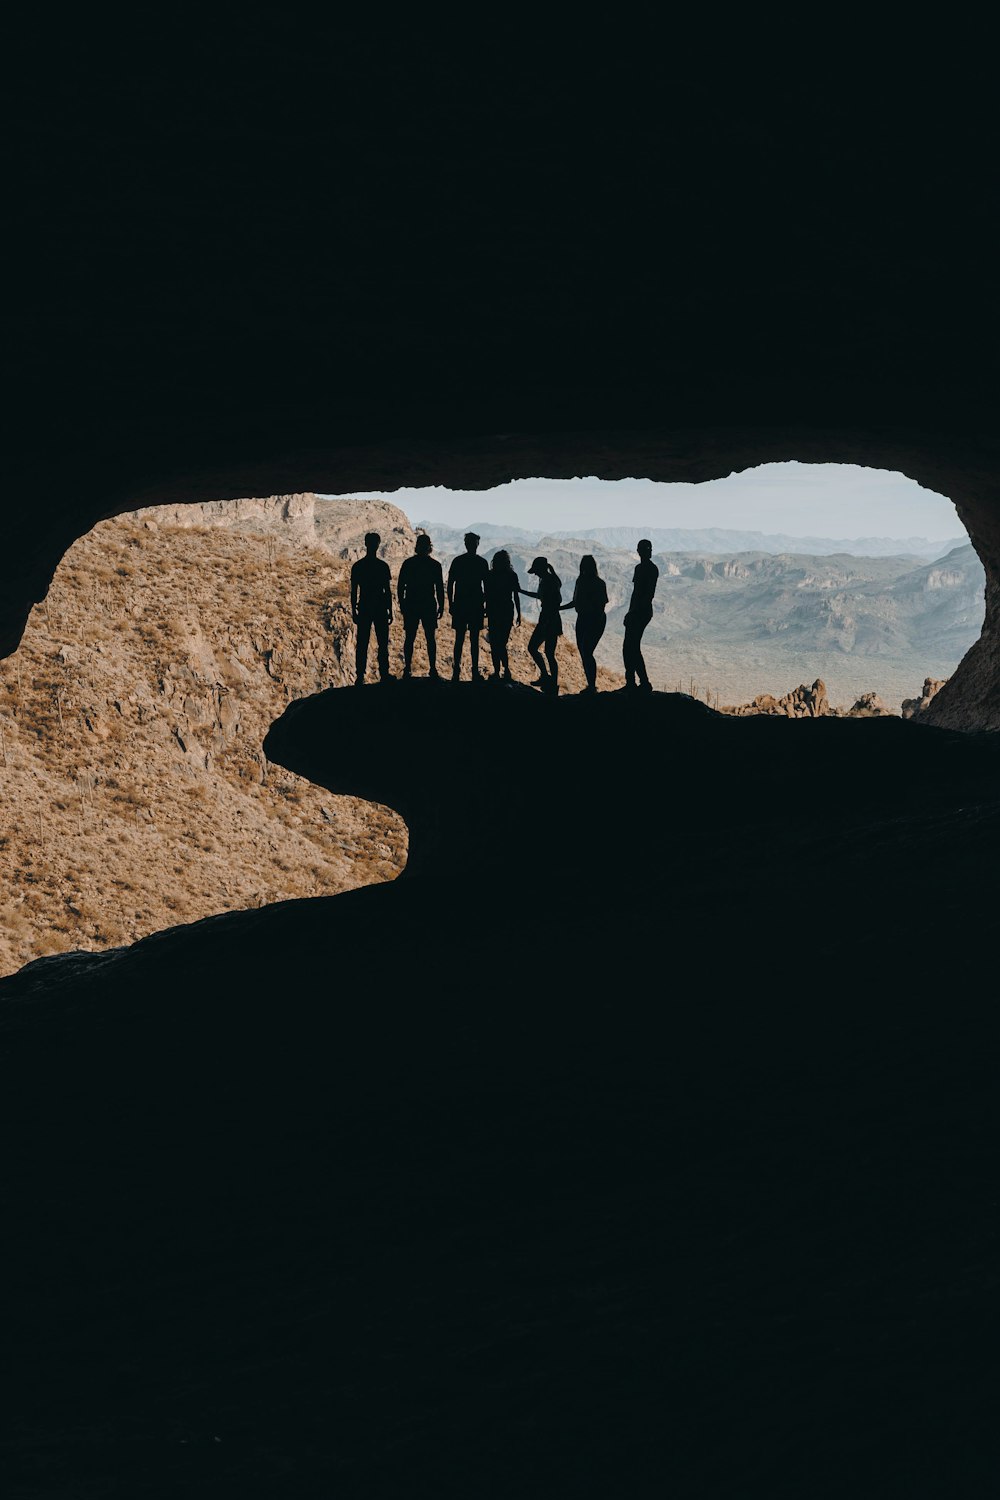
xmin=562 ymin=553 xmax=608 ymax=693
xmin=521 ymin=555 xmax=563 ymax=693
xmin=622 ymin=538 xmax=658 ymax=691
xmin=350 ymin=531 xmax=394 ymax=685
xmin=485 ymin=548 xmax=522 ymax=682
xmin=447 ymin=532 xmax=490 ymax=681
xmin=398 ymin=532 xmax=445 ymax=678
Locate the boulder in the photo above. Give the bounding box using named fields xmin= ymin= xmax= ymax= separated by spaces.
xmin=902 ymin=677 xmax=948 ymax=720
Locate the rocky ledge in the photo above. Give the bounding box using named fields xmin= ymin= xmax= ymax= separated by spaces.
xmin=2 ymin=689 xmax=999 ymax=1493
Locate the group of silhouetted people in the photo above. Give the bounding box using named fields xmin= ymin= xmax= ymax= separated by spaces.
xmin=351 ymin=530 xmax=659 ymax=692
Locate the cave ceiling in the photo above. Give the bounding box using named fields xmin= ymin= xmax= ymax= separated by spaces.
xmin=8 ymin=27 xmax=999 ymax=724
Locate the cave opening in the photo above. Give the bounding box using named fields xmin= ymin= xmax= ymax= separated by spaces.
xmin=324 ymin=461 xmax=980 ymax=713
xmin=0 ymin=453 xmax=992 ymax=979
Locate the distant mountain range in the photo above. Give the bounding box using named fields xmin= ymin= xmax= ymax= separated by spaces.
xmin=412 ymin=514 xmax=983 ymax=706
xmin=418 ymin=521 xmax=967 ymax=561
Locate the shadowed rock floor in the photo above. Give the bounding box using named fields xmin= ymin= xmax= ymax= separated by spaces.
xmin=1 ymin=688 xmax=998 ymax=1496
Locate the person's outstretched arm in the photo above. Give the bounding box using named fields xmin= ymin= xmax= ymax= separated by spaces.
xmin=447 ymin=559 xmax=457 ymax=612
xmin=513 ymin=574 xmax=522 ymax=626
xmin=383 ymin=565 xmax=394 ymax=623
xmin=435 ymin=561 xmax=445 ymax=618
xmin=397 ymin=562 xmax=407 ymax=614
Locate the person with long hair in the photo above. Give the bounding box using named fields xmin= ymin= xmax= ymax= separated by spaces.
xmin=561 ymin=553 xmax=608 ymax=692
xmin=521 ymin=556 xmax=562 ymax=693
xmin=485 ymin=549 xmax=522 ymax=681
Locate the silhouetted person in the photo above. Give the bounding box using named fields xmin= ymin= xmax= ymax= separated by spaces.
xmin=485 ymin=549 xmax=522 ymax=681
xmin=350 ymin=531 xmax=393 ymax=684
xmin=561 ymin=553 xmax=608 ymax=692
xmin=521 ymin=556 xmax=562 ymax=693
xmin=447 ymin=532 xmax=489 ymax=680
xmin=623 ymin=538 xmax=658 ymax=691
xmin=397 ymin=532 xmax=445 ymax=678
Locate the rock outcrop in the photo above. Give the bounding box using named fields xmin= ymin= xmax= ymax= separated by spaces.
xmin=723 ymin=678 xmax=831 ymax=718
xmin=722 ymin=680 xmax=896 ymax=720
xmin=129 ymin=492 xmax=318 ymax=543
xmin=902 ymin=676 xmax=949 ymax=720
xmin=313 ymin=497 xmax=417 ymax=563
xmin=844 ymin=691 xmax=893 ymax=718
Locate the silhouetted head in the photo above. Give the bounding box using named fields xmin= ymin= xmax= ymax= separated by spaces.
xmin=527 ymin=556 xmax=548 ymax=577
xmin=579 ymin=554 xmax=598 ymax=578
xmin=415 ymin=533 xmax=432 ymax=555
xmin=491 ymin=548 xmax=511 ymax=572
xmin=464 ymin=532 xmax=481 ymax=553
xmin=364 ymin=531 xmax=381 ymax=555
xmin=637 ymin=539 xmax=652 ymax=560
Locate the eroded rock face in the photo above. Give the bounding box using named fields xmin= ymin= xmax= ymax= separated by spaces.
xmin=724 ymin=678 xmax=831 ymax=718
xmin=921 ymin=574 xmax=1000 ymax=731
xmin=902 ymin=677 xmax=949 ymax=720
xmin=722 ymin=679 xmax=894 ymax=719
xmin=0 ymin=514 xmax=406 ymax=974
xmin=129 ymin=493 xmax=318 ymax=541
xmin=313 ymin=497 xmax=417 ymax=564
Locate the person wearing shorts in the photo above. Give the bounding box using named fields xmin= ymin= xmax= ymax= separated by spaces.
xmin=522 ymin=555 xmax=563 ymax=694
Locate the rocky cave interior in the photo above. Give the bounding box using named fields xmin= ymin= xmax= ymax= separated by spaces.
xmin=5 ymin=27 xmax=1000 ymax=1495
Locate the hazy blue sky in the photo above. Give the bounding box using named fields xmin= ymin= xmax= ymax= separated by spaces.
xmin=330 ymin=463 xmax=963 ymax=540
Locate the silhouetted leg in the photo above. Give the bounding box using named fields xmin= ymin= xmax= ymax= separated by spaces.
xmin=403 ymin=613 xmax=419 ymax=673
xmin=453 ymin=623 xmax=466 ymax=678
xmin=575 ymin=618 xmax=592 ymax=688
xmin=424 ymin=615 xmax=438 ymax=676
xmin=470 ymin=628 xmax=481 ymax=677
xmin=528 ymin=622 xmax=548 ymax=683
xmin=623 ymin=614 xmax=648 ymax=687
xmin=375 ymin=615 xmax=391 ymax=679
xmin=634 ymin=615 xmax=651 ymax=688
xmin=622 ymin=622 xmax=634 ymax=686
xmin=545 ymin=639 xmax=559 ymax=692
xmin=495 ymin=622 xmax=512 ymax=678
xmin=577 ymin=614 xmax=604 ymax=690
xmin=356 ymin=615 xmax=373 ymax=682
xmin=489 ymin=625 xmax=502 ymax=676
